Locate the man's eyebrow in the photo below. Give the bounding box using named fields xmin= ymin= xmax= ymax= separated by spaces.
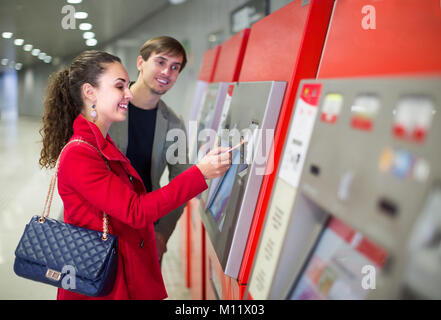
xmin=155 ymin=56 xmax=182 ymax=65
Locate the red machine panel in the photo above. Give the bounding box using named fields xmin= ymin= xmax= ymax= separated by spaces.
xmin=236 ymin=0 xmax=335 ymax=299
xmin=198 ymin=45 xmax=221 ymax=82
xmin=238 ymin=2 xmax=306 ymax=82
xmin=318 ymin=0 xmax=441 ymax=77
xmin=205 ymin=229 xmax=231 ymax=300
xmin=178 ymin=204 xmax=191 ymax=288
xmin=213 ymin=29 xmax=250 ymax=83
xmin=188 ymin=199 xmax=206 ymax=299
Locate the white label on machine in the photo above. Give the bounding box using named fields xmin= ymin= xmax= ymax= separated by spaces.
xmin=279 ymin=84 xmax=321 ymax=188
xmin=248 ymin=178 xmax=296 ymax=299
xmin=217 ymin=85 xmax=235 ymax=137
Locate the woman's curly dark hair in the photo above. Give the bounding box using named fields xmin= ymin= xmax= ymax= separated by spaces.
xmin=39 ymin=50 xmax=121 ymax=169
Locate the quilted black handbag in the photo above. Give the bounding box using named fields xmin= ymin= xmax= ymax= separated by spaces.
xmin=14 ymin=139 xmax=118 ymax=297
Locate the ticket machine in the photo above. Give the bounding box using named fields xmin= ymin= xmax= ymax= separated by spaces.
xmin=197 ymin=0 xmax=334 ymax=300
xmin=200 ymin=80 xmax=286 ymax=296
xmin=186 ymin=81 xmax=229 ymax=299
xmin=179 ymin=45 xmax=221 ymax=288
xmin=246 ymin=0 xmax=441 ymax=300
xmin=188 ymin=30 xmax=250 ymax=300
xmin=247 ymin=77 xmax=441 ymax=299
xmin=230 ymin=0 xmax=335 ymax=299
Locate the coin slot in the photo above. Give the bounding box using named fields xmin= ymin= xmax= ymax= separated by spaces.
xmin=310 ymin=164 xmax=320 ymax=176
xmin=378 ymin=198 xmax=399 ymax=218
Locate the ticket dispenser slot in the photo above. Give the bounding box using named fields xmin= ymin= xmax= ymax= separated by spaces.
xmin=200 ymin=81 xmax=286 ymax=279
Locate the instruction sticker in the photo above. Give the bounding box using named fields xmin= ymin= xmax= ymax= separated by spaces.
xmin=279 ymin=83 xmax=322 ymax=188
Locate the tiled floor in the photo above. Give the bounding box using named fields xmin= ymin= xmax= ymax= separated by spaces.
xmin=0 ymin=116 xmax=190 ymax=300
xmin=162 ymin=227 xmax=192 ymax=300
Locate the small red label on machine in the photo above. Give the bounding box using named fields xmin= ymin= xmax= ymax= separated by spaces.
xmin=321 ymin=93 xmax=343 ymax=124
xmin=392 ymin=96 xmax=434 ymax=143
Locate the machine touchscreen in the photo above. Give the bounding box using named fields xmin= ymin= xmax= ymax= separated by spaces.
xmin=208 ymin=150 xmax=241 ymax=226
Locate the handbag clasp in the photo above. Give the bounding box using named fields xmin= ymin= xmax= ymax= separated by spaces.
xmin=45 ymin=268 xmax=61 ymax=281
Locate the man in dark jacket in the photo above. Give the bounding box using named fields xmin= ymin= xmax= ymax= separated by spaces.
xmin=110 ymin=36 xmax=190 ymax=264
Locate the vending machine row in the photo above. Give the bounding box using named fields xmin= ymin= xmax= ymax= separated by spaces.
xmin=247 ymin=77 xmax=441 ymax=300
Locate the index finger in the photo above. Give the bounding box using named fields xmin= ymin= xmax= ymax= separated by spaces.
xmin=208 ymin=146 xmax=230 ymax=155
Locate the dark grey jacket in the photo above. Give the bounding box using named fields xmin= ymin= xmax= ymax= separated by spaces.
xmin=109 ymin=99 xmax=190 ymax=241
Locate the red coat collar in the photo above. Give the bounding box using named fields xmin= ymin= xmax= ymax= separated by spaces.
xmin=72 ymin=114 xmax=128 ymax=163
xmin=70 ymin=114 xmax=147 ymax=194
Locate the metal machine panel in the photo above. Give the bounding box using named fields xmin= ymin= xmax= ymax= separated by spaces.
xmin=296 ymin=77 xmax=441 ymax=299
xmin=200 ymin=81 xmax=287 ymax=279
xmin=189 ymin=82 xmax=229 ymax=164
xmin=301 ymin=78 xmax=440 ymax=255
xmin=188 ymin=45 xmax=222 ymax=141
xmin=248 ymin=77 xmax=441 ymax=300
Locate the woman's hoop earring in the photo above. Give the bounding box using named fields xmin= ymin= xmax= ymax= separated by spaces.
xmin=90 ymin=104 xmax=97 ymax=122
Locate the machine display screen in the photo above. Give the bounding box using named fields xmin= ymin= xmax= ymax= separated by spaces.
xmin=204 ymin=118 xmax=261 ymax=231
xmin=208 ymin=150 xmax=241 ymax=225
xmin=289 ymin=217 xmax=387 ymax=300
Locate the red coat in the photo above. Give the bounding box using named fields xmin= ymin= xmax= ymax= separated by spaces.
xmin=56 ymin=114 xmax=207 ymax=300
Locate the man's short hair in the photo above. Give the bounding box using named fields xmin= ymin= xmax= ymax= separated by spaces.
xmin=140 ymin=36 xmax=187 ymax=72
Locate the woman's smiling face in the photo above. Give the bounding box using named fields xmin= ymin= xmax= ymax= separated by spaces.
xmin=91 ymin=61 xmax=133 ymax=126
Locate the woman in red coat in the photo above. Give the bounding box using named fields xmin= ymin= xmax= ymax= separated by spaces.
xmin=38 ymin=51 xmax=231 ymax=299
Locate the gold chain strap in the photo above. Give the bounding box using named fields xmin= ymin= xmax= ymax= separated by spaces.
xmin=39 ymin=139 xmax=110 ymax=241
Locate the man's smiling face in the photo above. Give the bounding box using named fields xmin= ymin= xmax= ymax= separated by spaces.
xmin=137 ymin=51 xmax=183 ymax=96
